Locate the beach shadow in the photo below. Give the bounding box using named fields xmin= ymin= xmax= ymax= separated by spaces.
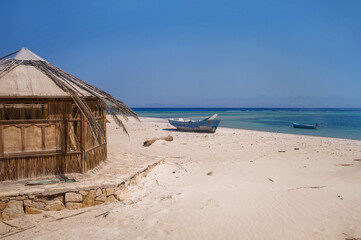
xmin=162 ymin=128 xmax=215 ymax=134
xmin=56 ymin=173 xmax=76 ymax=183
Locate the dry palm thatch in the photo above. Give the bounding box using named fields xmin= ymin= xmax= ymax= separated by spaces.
xmin=0 ymin=54 xmax=138 ymax=143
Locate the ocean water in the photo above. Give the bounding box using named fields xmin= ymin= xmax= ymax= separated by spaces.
xmin=133 ymin=108 xmax=361 ymax=140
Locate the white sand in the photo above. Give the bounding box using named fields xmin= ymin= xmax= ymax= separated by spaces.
xmin=2 ymin=117 xmax=361 ymax=240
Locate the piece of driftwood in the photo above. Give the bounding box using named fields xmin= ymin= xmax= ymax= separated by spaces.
xmin=52 ymin=211 xmax=87 ymax=222
xmin=343 ymin=232 xmax=361 ymax=240
xmin=0 ymin=225 xmax=35 ymax=239
xmin=167 ymin=162 xmax=188 ymax=173
xmin=143 ymin=136 xmax=173 ymax=147
xmin=95 ymin=211 xmax=110 ymax=218
xmin=287 ymin=186 xmax=326 ymax=191
xmin=175 ymin=163 xmax=188 ymax=173
xmin=1 ymin=221 xmax=20 ymax=229
xmin=335 ymin=164 xmax=353 ymax=167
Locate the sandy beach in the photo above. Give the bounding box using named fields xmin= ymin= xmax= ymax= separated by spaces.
xmin=1 ymin=116 xmax=361 ymax=240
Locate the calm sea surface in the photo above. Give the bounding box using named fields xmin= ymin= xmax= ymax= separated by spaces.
xmin=133 ymin=108 xmax=361 ymax=140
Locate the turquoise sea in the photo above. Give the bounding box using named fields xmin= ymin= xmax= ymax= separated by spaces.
xmin=133 ymin=108 xmax=361 ymax=140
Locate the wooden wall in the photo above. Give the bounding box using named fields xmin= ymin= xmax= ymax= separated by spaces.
xmin=0 ymin=98 xmax=107 ymax=181
xmin=0 ymin=154 xmax=62 ymax=181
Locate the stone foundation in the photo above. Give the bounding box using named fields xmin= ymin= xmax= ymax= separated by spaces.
xmin=0 ymin=159 xmax=164 ymax=220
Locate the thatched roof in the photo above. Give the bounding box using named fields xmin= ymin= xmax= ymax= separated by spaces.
xmin=0 ymin=47 xmax=138 ymax=141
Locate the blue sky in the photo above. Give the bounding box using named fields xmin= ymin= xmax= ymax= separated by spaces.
xmin=1 ymin=0 xmax=361 ymax=107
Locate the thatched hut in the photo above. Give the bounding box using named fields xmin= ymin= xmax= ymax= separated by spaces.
xmin=0 ymin=47 xmax=137 ymax=181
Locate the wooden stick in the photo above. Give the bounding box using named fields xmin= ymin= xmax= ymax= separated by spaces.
xmin=0 ymin=126 xmax=3 ymax=157
xmin=21 ymin=127 xmax=25 ymax=152
xmin=52 ymin=211 xmax=88 ymax=221
xmin=0 ymin=225 xmax=35 ymax=239
xmin=287 ymin=186 xmax=326 ymax=191
xmin=1 ymin=221 xmax=20 ymax=229
xmin=0 ymin=50 xmax=19 ymax=61
xmin=95 ymin=211 xmax=110 ymax=218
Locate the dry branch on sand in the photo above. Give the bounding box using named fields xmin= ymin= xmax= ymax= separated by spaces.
xmin=0 ymin=224 xmax=35 ymax=239
xmin=143 ymin=136 xmax=174 ymax=147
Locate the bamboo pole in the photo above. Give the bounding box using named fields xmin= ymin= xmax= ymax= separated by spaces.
xmin=0 ymin=125 xmax=3 ymax=157
xmin=0 ymin=50 xmax=19 ymax=60
xmin=41 ymin=126 xmax=45 ymax=150
xmin=21 ymin=127 xmax=25 ymax=152
xmin=60 ymin=102 xmax=67 ymax=173
xmin=81 ymin=113 xmax=86 ymax=173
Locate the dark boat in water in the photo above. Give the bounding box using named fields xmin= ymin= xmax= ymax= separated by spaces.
xmin=168 ymin=114 xmax=221 ymax=133
xmin=293 ymin=122 xmax=318 ymax=129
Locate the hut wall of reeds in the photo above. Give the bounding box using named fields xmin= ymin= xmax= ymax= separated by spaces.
xmin=0 ymin=48 xmax=137 ymax=181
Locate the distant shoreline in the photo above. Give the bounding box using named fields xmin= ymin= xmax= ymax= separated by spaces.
xmin=139 ymin=116 xmax=361 ymax=143
xmin=133 ymin=109 xmax=361 ymax=141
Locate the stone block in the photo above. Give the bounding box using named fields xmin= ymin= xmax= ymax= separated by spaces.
xmin=82 ymin=190 xmax=95 ymax=208
xmin=74 ymin=183 xmax=97 ymax=191
xmin=0 ymin=198 xmax=9 ymax=202
xmin=94 ymin=201 xmax=103 ymax=206
xmin=66 ymin=202 xmax=83 ymax=210
xmin=0 ymin=201 xmax=6 ymax=211
xmin=2 ymin=200 xmax=24 ymax=220
xmin=50 ymin=195 xmax=64 ymax=202
xmin=114 ymin=187 xmax=128 ymax=201
xmin=16 ymin=196 xmax=27 ymax=201
xmin=95 ymin=189 xmax=102 ymax=197
xmin=95 ymin=194 xmax=106 ymax=202
xmin=23 ymin=200 xmax=32 ymax=207
xmin=102 ymin=181 xmax=117 ymax=189
xmin=104 ymin=195 xmax=116 ymax=204
xmin=44 ymin=200 xmax=65 ymax=211
xmin=65 ymin=192 xmax=82 ymax=202
xmin=42 ymin=185 xmax=78 ymax=196
xmin=34 ymin=197 xmax=47 ymax=203
xmin=116 ymin=192 xmax=131 ymax=201
xmin=79 ymin=191 xmax=88 ymax=196
xmin=0 ymin=191 xmax=19 ymax=198
xmin=31 ymin=201 xmax=45 ymax=210
xmin=25 ymin=206 xmax=42 ymax=214
xmin=22 ymin=188 xmax=45 ymax=196
xmin=105 ymin=188 xmax=114 ymax=196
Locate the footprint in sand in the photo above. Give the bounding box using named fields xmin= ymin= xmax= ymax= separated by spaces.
xmin=201 ymin=198 xmax=220 ymax=209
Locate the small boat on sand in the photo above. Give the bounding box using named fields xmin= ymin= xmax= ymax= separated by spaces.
xmin=292 ymin=122 xmax=318 ymax=129
xmin=169 ymin=114 xmax=221 ymax=133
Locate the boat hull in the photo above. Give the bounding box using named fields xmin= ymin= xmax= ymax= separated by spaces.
xmin=168 ymin=119 xmax=221 ymax=133
xmin=293 ymin=123 xmax=317 ymax=129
